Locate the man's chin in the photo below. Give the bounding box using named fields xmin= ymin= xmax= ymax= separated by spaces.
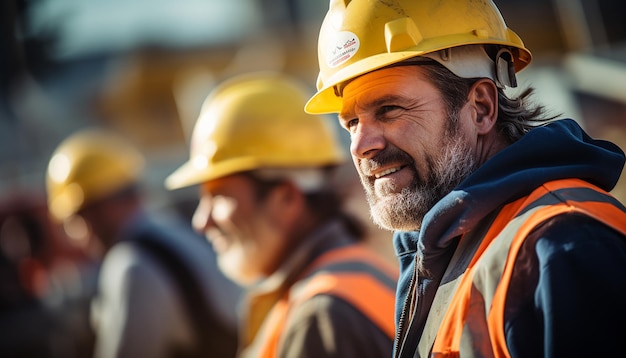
xmin=368 ymin=194 xmax=422 ymax=231
xmin=218 ymin=255 xmax=260 ymax=286
xmin=370 ymin=203 xmax=423 ymax=232
xmin=373 ymin=217 xmax=422 ymax=232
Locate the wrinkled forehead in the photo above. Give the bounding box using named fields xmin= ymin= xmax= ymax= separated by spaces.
xmin=339 ymin=65 xmax=437 ymax=118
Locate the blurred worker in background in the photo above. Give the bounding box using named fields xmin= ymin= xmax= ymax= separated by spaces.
xmin=0 ymin=193 xmax=95 ymax=358
xmin=46 ymin=128 xmax=241 ymax=358
xmin=165 ymin=72 xmax=398 ymax=358
xmin=305 ymin=0 xmax=626 ymax=357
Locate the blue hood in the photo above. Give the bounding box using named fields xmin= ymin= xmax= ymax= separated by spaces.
xmin=392 ymin=119 xmax=625 ymax=320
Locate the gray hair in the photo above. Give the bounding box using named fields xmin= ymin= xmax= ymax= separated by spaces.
xmin=420 ymin=60 xmax=556 ymax=143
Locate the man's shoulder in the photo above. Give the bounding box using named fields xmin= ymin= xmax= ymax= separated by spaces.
xmin=529 ymin=212 xmax=626 ymax=250
xmin=513 ymin=212 xmax=626 ymax=278
xmin=101 ymin=240 xmax=171 ymax=281
xmin=306 ymin=243 xmax=398 ymax=277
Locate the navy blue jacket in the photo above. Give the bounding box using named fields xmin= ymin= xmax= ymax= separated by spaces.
xmin=393 ymin=119 xmax=626 ymax=357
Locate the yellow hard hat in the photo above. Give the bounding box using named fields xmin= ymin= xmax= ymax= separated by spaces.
xmin=305 ymin=0 xmax=532 ymax=114
xmin=165 ymin=72 xmax=346 ymax=190
xmin=46 ymin=128 xmax=145 ymax=221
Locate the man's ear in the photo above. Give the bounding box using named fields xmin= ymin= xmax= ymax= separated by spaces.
xmin=264 ymin=181 xmax=304 ymax=223
xmin=469 ymin=79 xmax=498 ymax=134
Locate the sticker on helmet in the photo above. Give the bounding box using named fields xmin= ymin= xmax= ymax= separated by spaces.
xmin=326 ymin=31 xmax=360 ymax=68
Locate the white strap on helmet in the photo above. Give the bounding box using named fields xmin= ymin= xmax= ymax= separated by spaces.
xmin=421 ymin=45 xmax=517 ymax=88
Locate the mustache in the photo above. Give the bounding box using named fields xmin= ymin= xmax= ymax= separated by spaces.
xmin=358 ymin=146 xmax=413 ymax=176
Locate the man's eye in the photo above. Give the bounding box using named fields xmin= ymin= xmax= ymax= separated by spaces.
xmin=345 ymin=118 xmax=359 ymax=129
xmin=379 ymin=105 xmax=403 ymax=116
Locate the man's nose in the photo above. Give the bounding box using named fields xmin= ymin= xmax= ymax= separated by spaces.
xmin=192 ymin=197 xmax=214 ymax=233
xmin=351 ymin=119 xmax=386 ymax=159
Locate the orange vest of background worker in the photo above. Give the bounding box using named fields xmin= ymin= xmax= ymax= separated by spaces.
xmin=165 ymin=72 xmax=398 ymax=357
xmin=257 ymin=244 xmax=397 ymax=357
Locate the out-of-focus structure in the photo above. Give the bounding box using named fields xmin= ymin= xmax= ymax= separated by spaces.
xmin=1 ymin=0 xmax=626 ymax=264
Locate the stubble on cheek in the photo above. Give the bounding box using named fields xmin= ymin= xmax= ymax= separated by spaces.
xmin=358 ymin=135 xmax=477 ymax=232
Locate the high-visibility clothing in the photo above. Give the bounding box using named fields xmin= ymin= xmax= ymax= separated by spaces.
xmin=423 ymin=178 xmax=626 ymax=357
xmin=257 ymin=244 xmax=398 ymax=357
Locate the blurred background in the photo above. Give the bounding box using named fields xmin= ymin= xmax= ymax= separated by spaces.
xmin=0 ymin=0 xmax=625 ymax=355
xmin=3 ymin=0 xmax=626 ymax=221
xmin=2 ymin=0 xmax=625 ymax=206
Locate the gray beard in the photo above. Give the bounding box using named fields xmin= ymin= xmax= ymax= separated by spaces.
xmin=363 ymin=136 xmax=476 ymax=232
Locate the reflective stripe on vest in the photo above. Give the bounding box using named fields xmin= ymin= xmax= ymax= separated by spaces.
xmin=258 ymin=244 xmax=398 ymax=357
xmin=430 ymin=179 xmax=626 ymax=358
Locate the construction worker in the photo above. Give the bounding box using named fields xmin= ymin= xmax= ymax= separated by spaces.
xmin=46 ymin=128 xmax=241 ymax=358
xmin=304 ymin=1 xmax=626 ymax=357
xmin=165 ymin=72 xmax=398 ymax=358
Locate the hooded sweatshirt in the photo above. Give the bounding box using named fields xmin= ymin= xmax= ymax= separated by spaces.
xmin=393 ymin=118 xmax=626 ymax=357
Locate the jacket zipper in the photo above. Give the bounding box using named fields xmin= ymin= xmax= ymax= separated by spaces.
xmin=393 ymin=257 xmax=419 ymax=358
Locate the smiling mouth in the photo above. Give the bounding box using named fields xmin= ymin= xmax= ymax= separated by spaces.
xmin=374 ymin=166 xmax=405 ymax=178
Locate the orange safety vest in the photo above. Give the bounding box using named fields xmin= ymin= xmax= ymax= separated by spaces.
xmin=428 ymin=178 xmax=626 ymax=358
xmin=257 ymin=244 xmax=398 ymax=357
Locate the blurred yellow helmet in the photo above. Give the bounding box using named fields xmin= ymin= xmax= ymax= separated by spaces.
xmin=46 ymin=128 xmax=145 ymax=221
xmin=165 ymin=72 xmax=346 ymax=190
xmin=305 ymin=0 xmax=532 ymax=114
